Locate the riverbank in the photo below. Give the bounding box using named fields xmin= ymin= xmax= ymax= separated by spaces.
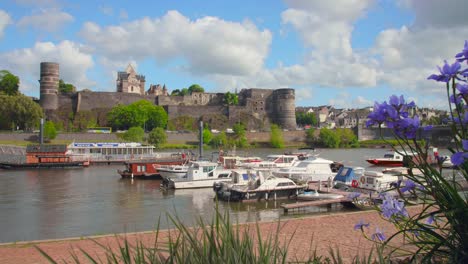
xmin=0 ymin=208 xmax=406 ymax=263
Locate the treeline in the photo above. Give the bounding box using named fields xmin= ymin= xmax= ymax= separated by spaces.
xmin=306 ymin=127 xmax=359 ymax=148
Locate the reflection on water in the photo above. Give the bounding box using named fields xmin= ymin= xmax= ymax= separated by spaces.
xmin=0 ymin=148 xmax=426 ymax=243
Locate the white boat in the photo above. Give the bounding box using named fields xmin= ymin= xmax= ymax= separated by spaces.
xmin=297 ymin=190 xmax=344 ymax=201
xmin=272 ymin=157 xmax=337 ymax=183
xmin=354 ymin=171 xmax=402 ymax=193
xmin=158 ymin=164 xmax=190 ymax=179
xmin=238 ymin=154 xmax=300 ymax=170
xmin=216 ymin=170 xmax=306 ymax=201
xmin=161 ymin=160 xmax=232 ymax=189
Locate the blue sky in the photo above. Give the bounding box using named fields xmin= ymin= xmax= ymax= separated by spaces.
xmin=0 ymin=0 xmax=467 ymax=109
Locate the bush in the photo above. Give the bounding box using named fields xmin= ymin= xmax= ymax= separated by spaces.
xmin=43 ymin=121 xmax=57 ymax=141
xmin=122 ymin=127 xmax=145 ymax=142
xmin=148 ymin=127 xmax=167 ymax=147
xmin=270 ymin=124 xmax=284 ymax=148
xmin=318 ymin=128 xmax=340 ymax=148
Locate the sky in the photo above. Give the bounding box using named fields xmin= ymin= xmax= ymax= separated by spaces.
xmin=0 ymin=0 xmax=467 ymax=109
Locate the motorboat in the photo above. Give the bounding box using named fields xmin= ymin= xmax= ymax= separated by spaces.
xmin=332 ymin=166 xmax=365 ymax=190
xmin=365 ymin=150 xmax=414 ymax=167
xmin=216 ymin=170 xmax=306 ymax=201
xmin=353 ymin=171 xmax=402 ymax=193
xmin=272 ymin=157 xmax=338 ymax=183
xmin=117 ymin=157 xmax=189 ymax=179
xmin=161 ymin=160 xmax=232 ymax=189
xmin=238 ymin=154 xmax=301 ymax=170
xmin=157 ymin=164 xmax=190 ymax=180
xmin=296 ymin=190 xmax=344 ymax=201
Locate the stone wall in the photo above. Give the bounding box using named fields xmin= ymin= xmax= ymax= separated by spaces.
xmin=76 ymin=92 xmax=156 ymax=112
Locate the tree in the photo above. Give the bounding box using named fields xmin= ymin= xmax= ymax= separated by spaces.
xmin=270 ymin=124 xmax=284 ymax=148
xmin=122 ymin=127 xmax=145 ymax=142
xmin=0 ymin=70 xmax=19 ymax=95
xmin=44 ymin=121 xmax=57 ymax=141
xmin=224 ymin=92 xmax=238 ymax=105
xmin=107 ymin=100 xmax=168 ymax=131
xmin=210 ymin=132 xmax=228 ymax=148
xmin=203 ymin=128 xmax=212 ymax=145
xmin=0 ymin=94 xmax=43 ymax=131
xmin=58 ymin=79 xmax=76 ymax=93
xmin=188 ymin=84 xmax=204 ymax=94
xmin=296 ymin=111 xmax=318 ymax=127
xmin=171 ymin=88 xmax=189 ymax=96
xmin=336 ymin=128 xmax=359 ymax=148
xmin=232 ymin=123 xmax=248 ymax=148
xmin=148 ymin=127 xmax=167 ymax=147
xmin=319 ymin=128 xmax=340 ymax=148
xmin=305 ymin=128 xmax=317 ymax=146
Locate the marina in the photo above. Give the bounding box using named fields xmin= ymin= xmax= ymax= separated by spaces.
xmin=0 ymin=148 xmax=452 ymax=243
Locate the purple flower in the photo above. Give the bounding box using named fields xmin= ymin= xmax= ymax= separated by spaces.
xmin=456 ymin=40 xmax=468 ymax=63
xmin=428 ymin=60 xmax=461 ymax=83
xmin=426 ymin=214 xmax=436 ymax=225
xmin=354 ymin=219 xmax=370 ymax=230
xmin=456 ymin=83 xmax=468 ymax=95
xmin=371 ymin=227 xmax=386 ymax=242
xmin=450 ymin=94 xmax=463 ymax=104
xmin=347 ymin=192 xmax=361 ymax=200
xmin=424 ymin=125 xmax=433 ymax=131
xmin=451 ymin=139 xmax=468 ymax=166
xmin=380 ymin=195 xmax=409 ymax=219
xmin=400 ymin=180 xmax=416 ymax=193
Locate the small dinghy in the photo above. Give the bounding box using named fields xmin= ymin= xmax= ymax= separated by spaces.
xmin=297 ymin=191 xmax=343 ymax=201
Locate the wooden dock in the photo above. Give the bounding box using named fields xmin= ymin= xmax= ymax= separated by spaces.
xmin=280 ymin=181 xmax=354 ymax=214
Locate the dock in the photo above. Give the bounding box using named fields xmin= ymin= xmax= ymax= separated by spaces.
xmin=280 ymin=181 xmax=354 ymax=214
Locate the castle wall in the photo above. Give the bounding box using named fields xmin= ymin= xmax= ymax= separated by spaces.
xmin=76 ymin=92 xmax=156 ymax=112
xmin=166 ymin=105 xmax=227 ymax=119
xmin=157 ymin=93 xmax=224 ymax=106
xmin=273 ymin=89 xmax=296 ymax=129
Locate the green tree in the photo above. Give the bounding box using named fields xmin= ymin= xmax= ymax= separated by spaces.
xmin=210 ymin=132 xmax=228 ymax=148
xmin=107 ymin=100 xmax=168 ymax=131
xmin=171 ymin=88 xmax=190 ymax=96
xmin=148 ymin=127 xmax=167 ymax=147
xmin=146 ymin=105 xmax=168 ymax=131
xmin=296 ymin=112 xmax=318 ymax=127
xmin=188 ymin=84 xmax=204 ymax=94
xmin=319 ymin=128 xmax=340 ymax=148
xmin=232 ymin=123 xmax=248 ymax=148
xmin=336 ymin=128 xmax=359 ymax=148
xmin=203 ymin=128 xmax=213 ymax=145
xmin=223 ymin=92 xmax=238 ymax=105
xmin=44 ymin=121 xmax=57 ymax=141
xmin=0 ymin=70 xmax=19 ymax=95
xmin=122 ymin=126 xmax=145 ymax=142
xmin=270 ymin=124 xmax=284 ymax=148
xmin=58 ymin=79 xmax=76 ymax=93
xmin=0 ymin=94 xmax=43 ymax=131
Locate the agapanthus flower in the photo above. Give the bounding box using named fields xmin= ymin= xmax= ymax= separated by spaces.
xmin=424 ymin=125 xmax=433 ymax=131
xmin=347 ymin=192 xmax=361 ymax=200
xmin=380 ymin=195 xmax=409 ymax=220
xmin=400 ymin=180 xmax=416 ymax=193
xmin=428 ymin=60 xmax=461 ymax=82
xmin=450 ymin=94 xmax=463 ymax=104
xmin=371 ymin=227 xmax=386 ymax=242
xmin=392 ymin=115 xmax=420 ymax=139
xmin=456 ymin=83 xmax=468 ymax=95
xmin=451 ymin=139 xmax=468 ymax=166
xmin=456 ymin=40 xmax=468 ymax=63
xmin=426 ymin=214 xmax=436 ymax=225
xmin=354 ymin=219 xmax=370 ymax=230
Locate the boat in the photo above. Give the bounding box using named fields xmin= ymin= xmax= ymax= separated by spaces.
xmin=117 ymin=154 xmax=190 ymax=179
xmin=0 ymin=144 xmax=88 ymax=169
xmin=365 ymin=150 xmax=414 ymax=167
xmin=332 ymin=166 xmax=365 ymax=190
xmin=161 ymin=160 xmax=233 ymax=189
xmin=238 ymin=154 xmax=301 ymax=170
xmin=67 ymin=142 xmax=190 ymax=164
xmin=352 ymin=170 xmax=402 ymax=193
xmin=157 ymin=164 xmax=190 ymax=180
xmin=213 ymin=168 xmax=268 ymax=198
xmin=215 ymin=170 xmax=307 ymax=201
xmin=272 ymin=157 xmax=339 ymax=183
xmin=296 ymin=190 xmax=344 ymax=201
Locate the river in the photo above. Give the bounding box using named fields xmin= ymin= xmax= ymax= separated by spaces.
xmin=0 ymin=148 xmax=447 ymax=243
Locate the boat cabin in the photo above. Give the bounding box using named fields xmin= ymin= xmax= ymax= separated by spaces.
xmin=26 ymin=144 xmax=72 ymax=164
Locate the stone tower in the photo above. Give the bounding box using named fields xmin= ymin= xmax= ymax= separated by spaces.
xmin=39 ymin=62 xmax=59 ymax=110
xmin=273 ymin=88 xmax=296 ymax=129
xmin=116 ymin=64 xmax=146 ymax=95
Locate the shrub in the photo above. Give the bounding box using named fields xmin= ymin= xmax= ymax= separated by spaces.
xmin=148 ymin=127 xmax=167 ymax=148
xmin=270 ymin=124 xmax=284 ymax=148
xmin=43 ymin=121 xmax=57 ymax=141
xmin=122 ymin=127 xmax=145 ymax=142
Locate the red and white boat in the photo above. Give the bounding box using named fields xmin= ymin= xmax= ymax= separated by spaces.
xmin=117 ymin=154 xmax=190 ymax=179
xmin=366 ymin=151 xmax=410 ymax=167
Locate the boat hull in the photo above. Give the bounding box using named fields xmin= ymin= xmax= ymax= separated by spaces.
xmin=163 ymin=178 xmax=232 ymax=189
xmin=366 ymin=159 xmax=403 ymax=167
xmin=0 ymin=161 xmax=85 ymax=169
xmin=217 ymin=186 xmax=305 ymax=202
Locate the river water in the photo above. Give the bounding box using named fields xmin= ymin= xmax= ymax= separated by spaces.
xmin=0 ymin=148 xmax=448 ymax=243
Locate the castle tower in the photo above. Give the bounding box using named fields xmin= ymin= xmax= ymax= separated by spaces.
xmin=273 ymin=88 xmax=296 ymax=129
xmin=39 ymin=62 xmax=59 ymax=110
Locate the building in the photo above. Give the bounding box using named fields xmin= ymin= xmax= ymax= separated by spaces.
xmin=116 ymin=64 xmax=146 ymax=95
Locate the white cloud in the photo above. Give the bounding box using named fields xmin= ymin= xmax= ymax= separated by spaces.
xmin=0 ymin=10 xmax=12 ymax=39
xmin=17 ymin=9 xmax=74 ymax=32
xmin=79 ymin=10 xmax=272 ymax=76
xmin=0 ymin=40 xmax=94 ymax=94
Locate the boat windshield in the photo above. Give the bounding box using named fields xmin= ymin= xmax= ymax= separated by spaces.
xmin=383 ymin=153 xmax=394 ymax=158
xmin=295 ymin=162 xmax=309 ymax=168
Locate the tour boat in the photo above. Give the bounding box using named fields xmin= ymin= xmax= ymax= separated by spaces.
xmin=272 ymin=157 xmax=339 ymax=183
xmin=215 ymin=170 xmax=306 ymax=201
xmin=67 ymin=142 xmax=190 ymax=164
xmin=161 ymin=160 xmax=232 ymax=189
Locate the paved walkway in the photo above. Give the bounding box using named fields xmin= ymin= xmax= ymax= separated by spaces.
xmin=0 ymin=208 xmax=407 ymax=264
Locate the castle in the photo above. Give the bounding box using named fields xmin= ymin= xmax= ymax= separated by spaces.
xmin=39 ymin=62 xmax=296 ymax=130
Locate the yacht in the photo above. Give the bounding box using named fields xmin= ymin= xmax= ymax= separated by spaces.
xmin=272 ymin=157 xmax=339 ymax=183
